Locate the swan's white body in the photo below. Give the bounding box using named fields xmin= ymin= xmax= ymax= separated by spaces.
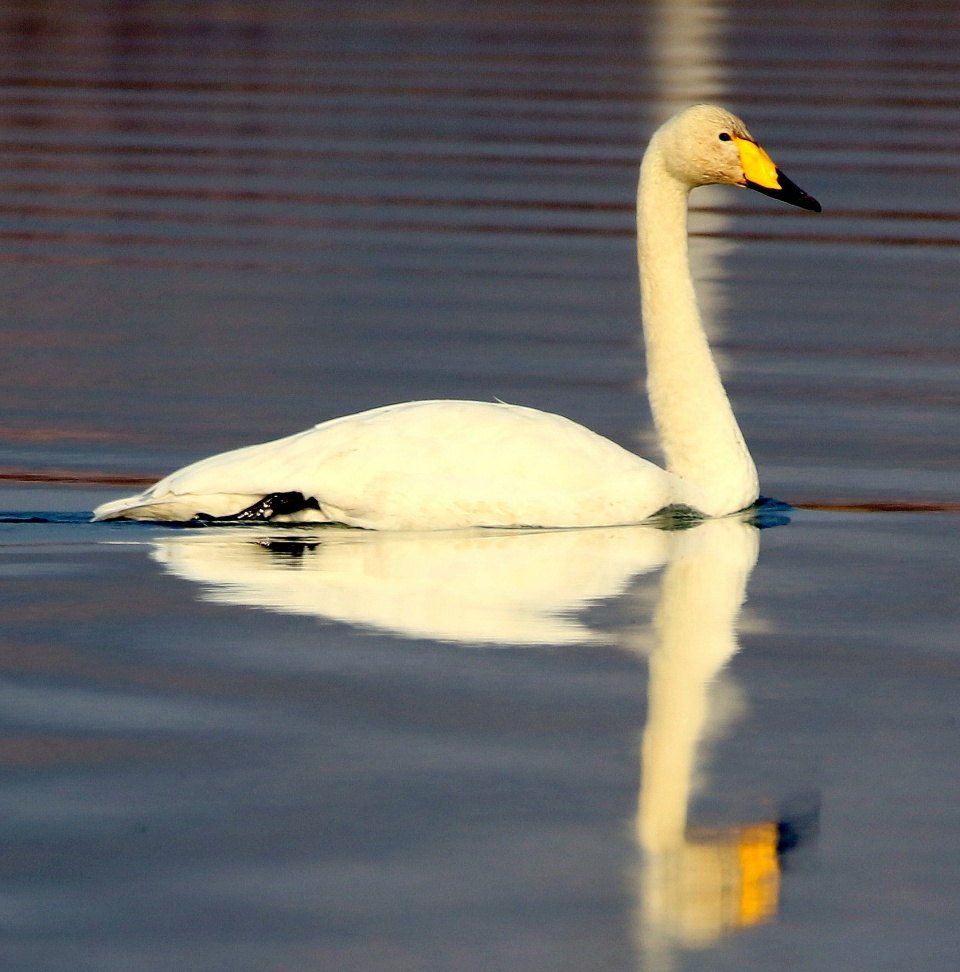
xmin=94 ymin=400 xmax=689 ymax=529
xmin=94 ymin=105 xmax=818 ymax=529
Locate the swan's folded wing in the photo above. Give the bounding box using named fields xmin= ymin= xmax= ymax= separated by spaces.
xmin=93 ymin=400 xmax=686 ymax=528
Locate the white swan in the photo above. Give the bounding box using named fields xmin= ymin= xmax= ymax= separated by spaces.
xmin=93 ymin=104 xmax=819 ymax=529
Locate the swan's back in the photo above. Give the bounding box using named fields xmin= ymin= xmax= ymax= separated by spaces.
xmin=93 ymin=400 xmax=685 ymax=529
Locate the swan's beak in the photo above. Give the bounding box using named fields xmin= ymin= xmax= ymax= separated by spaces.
xmin=734 ymin=137 xmax=821 ymax=212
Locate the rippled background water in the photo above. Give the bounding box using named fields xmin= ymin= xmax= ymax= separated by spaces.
xmin=1 ymin=2 xmax=958 ymax=971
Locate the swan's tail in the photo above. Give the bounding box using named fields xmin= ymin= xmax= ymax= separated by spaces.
xmin=92 ymin=492 xmax=263 ymax=522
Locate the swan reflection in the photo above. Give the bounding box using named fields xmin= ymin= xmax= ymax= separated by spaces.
xmin=151 ymin=524 xmax=672 ymax=645
xmin=149 ymin=516 xmax=810 ymax=963
xmin=632 ymin=517 xmax=781 ymax=966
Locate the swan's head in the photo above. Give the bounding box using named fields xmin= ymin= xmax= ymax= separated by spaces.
xmin=654 ymin=104 xmax=821 ymax=212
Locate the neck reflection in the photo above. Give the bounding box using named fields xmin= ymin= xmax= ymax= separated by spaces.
xmin=632 ymin=518 xmax=782 ymax=968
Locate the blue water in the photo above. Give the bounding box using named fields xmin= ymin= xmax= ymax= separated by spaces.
xmin=1 ymin=2 xmax=959 ymax=970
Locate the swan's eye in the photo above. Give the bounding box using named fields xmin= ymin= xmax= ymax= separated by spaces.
xmin=718 ymin=132 xmax=732 ymax=142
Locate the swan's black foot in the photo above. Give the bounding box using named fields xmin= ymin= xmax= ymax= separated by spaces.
xmin=194 ymin=491 xmax=320 ymax=522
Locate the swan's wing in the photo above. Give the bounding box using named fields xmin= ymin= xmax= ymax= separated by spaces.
xmin=93 ymin=400 xmax=685 ymax=528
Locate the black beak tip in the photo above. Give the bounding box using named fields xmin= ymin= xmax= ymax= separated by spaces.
xmin=747 ymin=169 xmax=822 ymax=213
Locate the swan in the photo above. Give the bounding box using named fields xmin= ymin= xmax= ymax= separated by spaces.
xmin=93 ymin=104 xmax=819 ymax=530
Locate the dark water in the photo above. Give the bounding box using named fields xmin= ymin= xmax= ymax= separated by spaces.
xmin=1 ymin=2 xmax=959 ymax=970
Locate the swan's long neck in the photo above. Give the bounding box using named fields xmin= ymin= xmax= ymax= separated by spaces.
xmin=637 ymin=137 xmax=758 ymax=516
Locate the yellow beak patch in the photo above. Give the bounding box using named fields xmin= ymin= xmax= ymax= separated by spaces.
xmin=734 ymin=137 xmax=780 ymax=190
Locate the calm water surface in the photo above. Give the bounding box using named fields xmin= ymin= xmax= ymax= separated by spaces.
xmin=1 ymin=2 xmax=958 ymax=970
